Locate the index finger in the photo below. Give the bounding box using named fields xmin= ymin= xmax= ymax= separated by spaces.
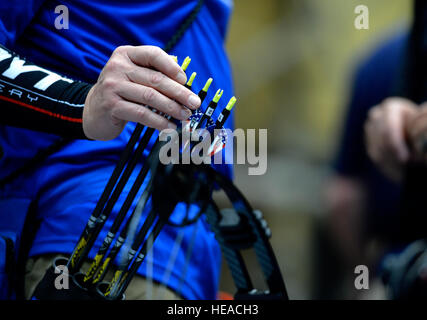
xmin=126 ymin=46 xmax=187 ymax=85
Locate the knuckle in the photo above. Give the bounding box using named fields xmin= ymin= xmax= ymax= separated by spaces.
xmin=383 ymin=97 xmax=400 ymax=106
xmin=149 ymin=46 xmax=167 ymax=66
xmin=106 ymin=58 xmax=122 ymax=72
xmin=113 ymin=45 xmax=129 ymax=55
xmin=102 ymin=78 xmax=118 ymax=91
xmin=142 ymin=87 xmax=156 ymax=103
xmin=382 ymin=97 xmax=393 ymax=105
xmin=126 ymin=68 xmax=137 ymax=81
xmin=149 ymin=71 xmax=164 ymax=86
xmin=144 ymin=46 xmax=161 ymax=60
xmin=167 ymin=102 xmax=179 ymax=116
xmin=135 ymin=106 xmax=147 ymax=121
xmin=147 ymin=45 xmax=162 ymax=55
xmin=113 ymin=46 xmax=123 ymax=55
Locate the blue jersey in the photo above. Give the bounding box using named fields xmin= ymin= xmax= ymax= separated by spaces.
xmin=0 ymin=0 xmax=234 ymax=299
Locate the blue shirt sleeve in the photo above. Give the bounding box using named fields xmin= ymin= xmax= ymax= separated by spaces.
xmin=0 ymin=1 xmax=46 ymax=46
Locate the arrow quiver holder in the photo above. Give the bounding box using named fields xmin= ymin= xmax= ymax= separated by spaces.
xmin=31 ymin=66 xmax=289 ymax=301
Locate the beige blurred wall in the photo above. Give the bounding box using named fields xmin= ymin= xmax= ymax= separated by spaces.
xmin=227 ymin=0 xmax=411 ymax=159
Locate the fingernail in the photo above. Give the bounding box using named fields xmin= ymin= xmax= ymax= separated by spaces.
xmin=177 ymin=72 xmax=187 ymax=84
xmin=181 ymin=108 xmax=192 ymax=119
xmin=168 ymin=122 xmax=177 ymax=130
xmin=188 ymin=95 xmax=201 ymax=109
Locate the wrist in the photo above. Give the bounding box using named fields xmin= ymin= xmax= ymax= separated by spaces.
xmin=82 ymin=85 xmax=96 ymax=140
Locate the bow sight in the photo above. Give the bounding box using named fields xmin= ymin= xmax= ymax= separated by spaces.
xmin=31 ymin=57 xmax=289 ymax=301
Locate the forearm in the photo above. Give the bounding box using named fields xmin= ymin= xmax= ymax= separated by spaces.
xmin=0 ymin=44 xmax=92 ymax=139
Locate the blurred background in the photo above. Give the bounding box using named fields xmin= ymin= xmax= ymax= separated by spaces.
xmin=217 ymin=0 xmax=412 ymax=299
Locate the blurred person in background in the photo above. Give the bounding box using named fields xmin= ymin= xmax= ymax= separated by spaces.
xmin=325 ymin=31 xmax=407 ymax=299
xmin=326 ymin=0 xmax=427 ymax=299
xmin=365 ymin=0 xmax=427 ymax=247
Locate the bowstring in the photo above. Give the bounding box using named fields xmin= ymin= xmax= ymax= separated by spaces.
xmin=156 ymin=228 xmax=186 ymax=299
xmin=145 ymin=232 xmax=154 ymax=299
xmin=175 ymin=220 xmax=199 ymax=298
xmin=156 ymin=202 xmax=193 ymax=299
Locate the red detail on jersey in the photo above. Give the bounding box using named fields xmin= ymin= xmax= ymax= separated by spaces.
xmin=0 ymin=95 xmax=82 ymax=123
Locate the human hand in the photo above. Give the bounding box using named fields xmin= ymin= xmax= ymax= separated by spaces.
xmin=83 ymin=45 xmax=201 ymax=141
xmin=364 ymin=97 xmax=418 ymax=182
